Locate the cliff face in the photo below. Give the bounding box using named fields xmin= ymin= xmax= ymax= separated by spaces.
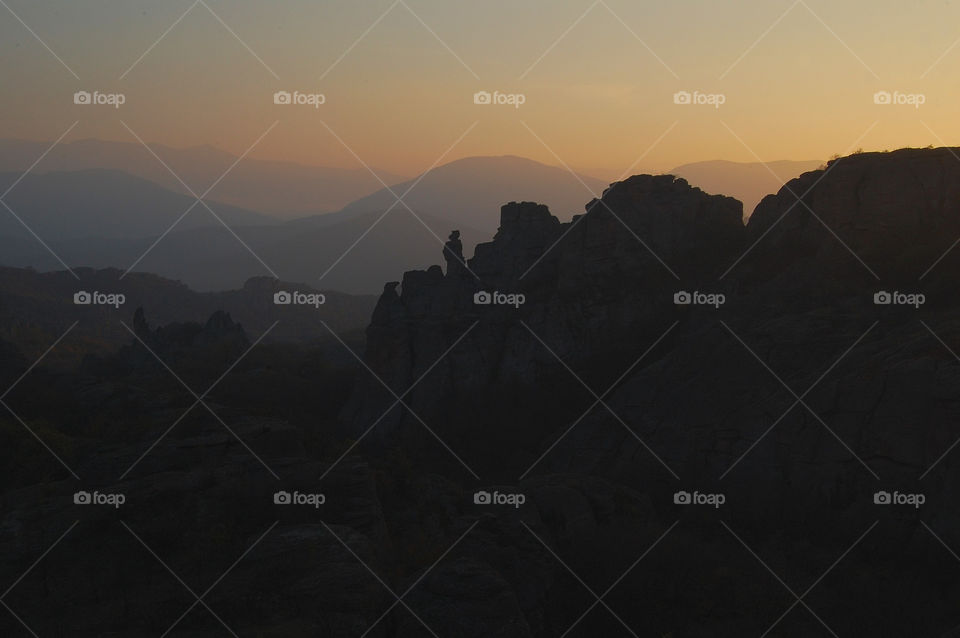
xmin=349 ymin=149 xmax=960 ymax=452
xmin=745 ymin=147 xmax=960 ymax=296
xmin=345 ymin=175 xmax=744 ymax=442
xmin=337 ymin=149 xmax=960 ymax=635
xmin=5 ymin=150 xmax=960 ymax=636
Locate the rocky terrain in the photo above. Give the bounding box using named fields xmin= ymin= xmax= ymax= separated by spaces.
xmin=344 ymin=147 xmax=960 ymax=635
xmin=0 ymin=267 xmax=376 ymax=366
xmin=3 ymin=147 xmax=960 ymax=636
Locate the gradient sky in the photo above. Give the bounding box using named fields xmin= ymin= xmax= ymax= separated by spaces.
xmin=2 ymin=0 xmax=959 ymax=179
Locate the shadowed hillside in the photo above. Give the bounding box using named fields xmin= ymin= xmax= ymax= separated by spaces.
xmin=4 ymin=149 xmax=960 ymax=635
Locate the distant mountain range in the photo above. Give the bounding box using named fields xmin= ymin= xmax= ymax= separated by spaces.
xmin=669 ymin=159 xmax=824 ymax=217
xmin=11 ymin=209 xmax=487 ymax=294
xmin=0 ymin=169 xmax=274 ymax=240
xmin=0 ymin=139 xmax=825 ymax=293
xmin=0 ymin=152 xmax=607 ymax=293
xmin=0 ymin=138 xmax=407 ymax=219
xmin=331 ymin=155 xmax=608 ymax=233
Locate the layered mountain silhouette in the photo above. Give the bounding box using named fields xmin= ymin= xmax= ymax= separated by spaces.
xmin=0 ymin=138 xmax=407 ymax=218
xmin=4 ymin=148 xmax=960 ymax=635
xmin=1 ymin=207 xmax=488 ymax=294
xmin=0 ymin=151 xmax=610 ymax=293
xmin=0 ymin=146 xmax=827 ymax=295
xmin=330 ymin=155 xmax=608 ymax=233
xmin=0 ymin=169 xmax=274 ymax=240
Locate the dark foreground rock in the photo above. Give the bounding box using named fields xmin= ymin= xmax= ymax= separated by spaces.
xmin=339 ymin=149 xmax=960 ymax=635
xmin=5 ymin=149 xmax=960 ymax=635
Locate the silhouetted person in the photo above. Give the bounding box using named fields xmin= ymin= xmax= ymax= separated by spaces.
xmin=443 ymin=230 xmax=464 ymax=278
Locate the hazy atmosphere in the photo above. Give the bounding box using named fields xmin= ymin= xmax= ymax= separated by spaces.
xmin=2 ymin=0 xmax=958 ymax=174
xmin=3 ymin=1 xmax=960 ymax=636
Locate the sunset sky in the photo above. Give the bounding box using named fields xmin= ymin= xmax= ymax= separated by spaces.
xmin=2 ymin=0 xmax=959 ymax=179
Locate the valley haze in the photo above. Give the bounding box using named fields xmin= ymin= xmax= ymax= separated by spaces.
xmin=2 ymin=1 xmax=959 ymax=636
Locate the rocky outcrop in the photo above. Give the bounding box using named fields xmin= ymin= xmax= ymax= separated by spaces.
xmin=339 ymin=150 xmax=960 ymax=635
xmin=131 ymin=307 xmax=249 ymax=352
xmin=343 ymin=176 xmax=744 ymax=444
xmin=6 ymin=149 xmax=960 ymax=636
xmin=742 ymin=147 xmax=960 ymax=301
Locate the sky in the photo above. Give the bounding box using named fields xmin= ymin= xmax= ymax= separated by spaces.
xmin=2 ymin=0 xmax=959 ymax=179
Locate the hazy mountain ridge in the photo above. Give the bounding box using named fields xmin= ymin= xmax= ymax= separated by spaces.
xmin=331 ymin=155 xmax=609 ymax=233
xmin=0 ymin=168 xmax=275 ymax=240
xmin=0 ymin=138 xmax=408 ymax=218
xmin=0 ymin=154 xmax=615 ymax=294
xmin=0 ymin=210 xmax=489 ymax=294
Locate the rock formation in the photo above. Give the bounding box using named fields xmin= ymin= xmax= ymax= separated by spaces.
xmin=338 ymin=149 xmax=960 ymax=635
xmin=5 ymin=149 xmax=960 ymax=635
